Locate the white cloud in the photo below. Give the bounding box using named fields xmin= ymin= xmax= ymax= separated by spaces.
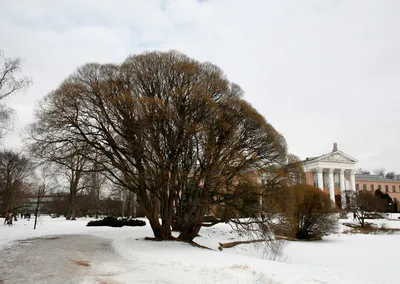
xmin=1 ymin=0 xmax=400 ymax=171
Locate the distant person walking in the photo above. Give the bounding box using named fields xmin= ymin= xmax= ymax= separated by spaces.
xmin=4 ymin=213 xmax=13 ymax=226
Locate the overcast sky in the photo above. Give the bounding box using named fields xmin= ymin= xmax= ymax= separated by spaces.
xmin=1 ymin=0 xmax=399 ymax=172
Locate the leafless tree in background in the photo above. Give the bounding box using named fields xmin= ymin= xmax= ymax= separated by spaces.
xmin=0 ymin=150 xmax=35 ymax=216
xmin=373 ymin=168 xmax=385 ymax=178
xmin=33 ymin=165 xmax=58 ymax=229
xmin=347 ymin=190 xmax=384 ymax=228
xmin=0 ymin=50 xmax=31 ymax=100
xmin=0 ymin=50 xmax=31 ymax=139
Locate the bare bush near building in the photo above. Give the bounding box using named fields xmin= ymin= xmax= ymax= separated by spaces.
xmin=28 ymin=51 xmax=289 ymax=241
xmin=228 ymin=155 xmax=304 ymax=234
xmin=279 ymin=184 xmax=338 ymax=240
xmin=228 ymin=158 xmax=338 ymax=242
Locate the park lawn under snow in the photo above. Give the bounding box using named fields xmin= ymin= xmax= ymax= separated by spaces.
xmin=1 ymin=216 xmax=400 ymax=284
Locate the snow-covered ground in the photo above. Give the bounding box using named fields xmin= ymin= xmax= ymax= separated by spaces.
xmin=1 ymin=215 xmax=399 ymax=284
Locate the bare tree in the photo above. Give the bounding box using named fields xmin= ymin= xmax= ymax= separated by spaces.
xmin=54 ymin=153 xmax=90 ymax=220
xmin=356 ymin=168 xmax=370 ymax=175
xmin=373 ymin=168 xmax=385 ymax=177
xmin=0 ymin=150 xmax=35 ymax=216
xmin=28 ymin=51 xmax=289 ymax=241
xmin=26 ymin=142 xmax=90 ymax=220
xmin=26 ymin=124 xmax=96 ymax=220
xmin=33 ymin=165 xmax=59 ymax=229
xmin=0 ymin=50 xmax=31 ymax=99
xmin=385 ymin=172 xmax=395 ymax=180
xmin=347 ymin=190 xmax=382 ymax=228
xmin=80 ymin=162 xmax=108 ymax=218
xmin=0 ymin=50 xmax=30 ymax=139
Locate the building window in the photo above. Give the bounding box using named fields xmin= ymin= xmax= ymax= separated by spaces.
xmin=356 ymin=184 xmax=359 ymax=191
xmin=393 ymin=185 xmax=396 ymax=192
xmin=334 ymin=173 xmax=340 ymax=188
xmin=314 ymin=173 xmax=318 ymax=187
xmin=378 ymin=185 xmax=382 ymax=191
xmin=363 ymin=184 xmax=367 ymax=191
xmin=323 ymin=173 xmax=329 ymax=187
xmin=385 ymin=185 xmax=389 ymax=193
xmin=371 ymin=184 xmax=374 ymax=192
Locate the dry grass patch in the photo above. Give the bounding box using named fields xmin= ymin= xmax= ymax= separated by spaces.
xmin=96 ymin=279 xmax=121 ymax=284
xmin=342 ymin=223 xmax=400 ymax=235
xmin=229 ymin=264 xmax=251 ymax=270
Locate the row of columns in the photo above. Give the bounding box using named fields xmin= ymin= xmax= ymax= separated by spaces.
xmin=316 ymin=168 xmax=356 ymax=208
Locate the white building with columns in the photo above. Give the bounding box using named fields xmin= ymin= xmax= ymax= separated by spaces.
xmin=302 ymin=143 xmax=358 ymax=208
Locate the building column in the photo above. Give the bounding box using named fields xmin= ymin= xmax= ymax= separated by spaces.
xmin=350 ymin=169 xmax=356 ymax=191
xmin=317 ymin=168 xmax=324 ymax=191
xmin=340 ymin=169 xmax=346 ymax=209
xmin=329 ymin=168 xmax=335 ymax=207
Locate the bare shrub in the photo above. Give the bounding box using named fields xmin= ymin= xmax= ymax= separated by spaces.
xmin=278 ymin=184 xmax=338 ymax=240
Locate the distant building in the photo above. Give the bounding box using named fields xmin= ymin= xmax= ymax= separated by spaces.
xmin=302 ymin=143 xmax=400 ymax=208
xmin=355 ymin=174 xmax=400 ymax=206
xmin=302 ymin=143 xmax=357 ymax=208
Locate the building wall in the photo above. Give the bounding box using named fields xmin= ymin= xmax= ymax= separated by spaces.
xmin=305 ymin=172 xmax=315 ymax=186
xmin=355 ymin=180 xmax=400 ymax=202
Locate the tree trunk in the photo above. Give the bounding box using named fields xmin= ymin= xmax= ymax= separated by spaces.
xmin=147 ymin=214 xmax=173 ymax=240
xmin=177 ymin=207 xmax=206 ymax=241
xmin=178 ymin=224 xmax=202 ymax=241
xmin=132 ymin=193 xmax=137 ymax=218
xmin=122 ymin=188 xmax=127 ymax=218
xmin=67 ymin=183 xmax=78 ymax=220
xmin=136 ymin=189 xmax=173 ymax=240
xmin=34 ymin=187 xmax=41 ymax=230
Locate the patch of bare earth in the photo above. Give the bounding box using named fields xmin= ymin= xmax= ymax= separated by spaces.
xmin=96 ymin=279 xmax=122 ymax=284
xmin=72 ymin=259 xmax=91 ymax=267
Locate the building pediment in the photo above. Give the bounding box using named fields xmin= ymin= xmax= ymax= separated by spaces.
xmin=316 ymin=151 xmax=357 ymax=164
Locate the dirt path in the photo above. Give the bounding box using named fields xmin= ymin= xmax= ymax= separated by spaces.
xmin=0 ymin=235 xmax=126 ymax=284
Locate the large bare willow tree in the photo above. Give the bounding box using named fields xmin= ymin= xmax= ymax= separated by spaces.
xmin=28 ymin=51 xmax=289 ymax=241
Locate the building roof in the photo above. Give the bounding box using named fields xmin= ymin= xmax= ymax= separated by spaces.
xmin=355 ymin=174 xmax=400 ymax=182
xmin=302 ymin=150 xmax=357 ymax=165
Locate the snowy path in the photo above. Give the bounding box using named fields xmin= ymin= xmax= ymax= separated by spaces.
xmin=0 ymin=234 xmax=127 ymax=284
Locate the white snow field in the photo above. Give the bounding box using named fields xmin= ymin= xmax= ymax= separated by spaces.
xmin=1 ymin=215 xmax=399 ymax=284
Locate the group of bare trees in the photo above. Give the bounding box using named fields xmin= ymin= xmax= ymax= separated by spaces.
xmin=0 ymin=150 xmax=35 ymax=215
xmin=0 ymin=50 xmax=33 ymax=217
xmin=356 ymin=168 xmax=400 ymax=180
